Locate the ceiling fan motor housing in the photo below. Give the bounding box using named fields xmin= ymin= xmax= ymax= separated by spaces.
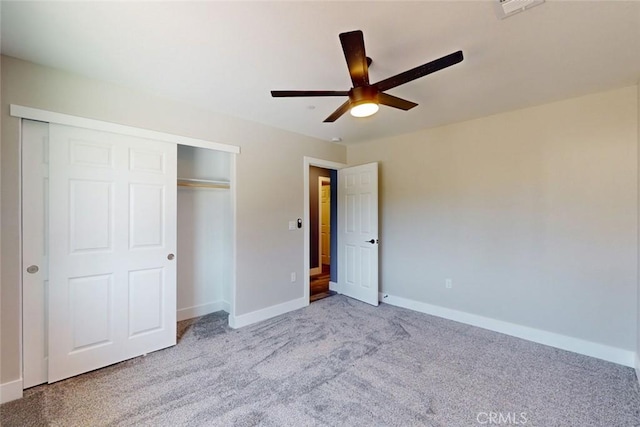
xmin=349 ymin=86 xmax=379 ymax=107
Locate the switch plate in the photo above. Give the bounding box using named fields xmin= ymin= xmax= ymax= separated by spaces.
xmin=291 ymin=272 xmax=296 ymax=282
xmin=288 ymin=220 xmax=296 ymax=231
xmin=445 ymin=279 xmax=452 ymax=289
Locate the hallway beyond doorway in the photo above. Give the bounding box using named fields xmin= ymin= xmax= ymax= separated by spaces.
xmin=310 ymin=265 xmax=334 ymax=302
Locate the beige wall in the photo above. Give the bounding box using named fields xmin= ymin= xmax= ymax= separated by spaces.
xmin=348 ymin=86 xmax=638 ymax=351
xmin=0 ymin=56 xmax=346 ymax=384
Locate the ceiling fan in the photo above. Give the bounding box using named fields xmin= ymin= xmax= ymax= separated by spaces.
xmin=271 ymin=30 xmax=464 ymax=122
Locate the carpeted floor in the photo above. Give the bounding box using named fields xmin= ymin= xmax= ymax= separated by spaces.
xmin=2 ymin=295 xmax=640 ymax=426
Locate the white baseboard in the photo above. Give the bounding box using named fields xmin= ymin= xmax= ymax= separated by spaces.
xmin=0 ymin=378 xmax=23 ymax=403
xmin=379 ymin=293 xmax=635 ymax=368
xmin=177 ymin=300 xmax=230 ymax=322
xmin=228 ymin=296 xmax=307 ymax=329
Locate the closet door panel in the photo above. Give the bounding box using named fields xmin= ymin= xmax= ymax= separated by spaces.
xmin=68 ymin=274 xmax=113 ymax=350
xmin=48 ymin=124 xmax=177 ymax=383
xmin=128 ymin=267 xmax=164 ymax=337
xmin=129 ymin=184 xmax=165 ymax=248
xmin=69 ymin=179 xmax=113 ymax=252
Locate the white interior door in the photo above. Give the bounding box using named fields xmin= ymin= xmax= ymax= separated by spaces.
xmin=22 ymin=120 xmax=50 ymax=388
xmin=48 ymin=124 xmax=177 ymax=383
xmin=338 ymin=162 xmax=379 ymax=306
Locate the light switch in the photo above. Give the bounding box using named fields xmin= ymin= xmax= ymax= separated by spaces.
xmin=288 ymin=220 xmax=296 ymax=230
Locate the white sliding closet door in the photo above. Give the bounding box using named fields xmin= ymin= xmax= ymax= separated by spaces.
xmin=22 ymin=120 xmax=50 ymax=388
xmin=48 ymin=124 xmax=177 ymax=383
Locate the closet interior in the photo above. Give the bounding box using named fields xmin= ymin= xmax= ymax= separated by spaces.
xmin=177 ymin=145 xmax=232 ymax=320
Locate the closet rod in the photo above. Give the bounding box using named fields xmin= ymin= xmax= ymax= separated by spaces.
xmin=177 ymin=178 xmax=230 ymax=189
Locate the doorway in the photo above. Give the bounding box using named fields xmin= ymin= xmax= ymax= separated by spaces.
xmin=304 ymin=156 xmax=381 ymax=307
xmin=303 ymin=157 xmax=345 ymax=303
xmin=310 ymin=173 xmax=332 ymax=301
xmin=309 ymin=167 xmax=331 ymax=276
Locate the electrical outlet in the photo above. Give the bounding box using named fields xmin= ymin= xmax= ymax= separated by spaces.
xmin=445 ymin=278 xmax=452 ymax=289
xmin=291 ymin=272 xmax=296 ymax=283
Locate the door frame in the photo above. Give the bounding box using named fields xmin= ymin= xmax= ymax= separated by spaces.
xmin=12 ymin=105 xmax=240 ymax=394
xmin=303 ymin=157 xmax=346 ymax=303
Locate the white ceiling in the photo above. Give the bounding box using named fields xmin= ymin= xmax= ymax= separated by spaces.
xmin=2 ymin=1 xmax=640 ymax=145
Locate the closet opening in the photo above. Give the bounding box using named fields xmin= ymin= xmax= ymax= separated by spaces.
xmin=176 ymin=145 xmax=232 ymax=324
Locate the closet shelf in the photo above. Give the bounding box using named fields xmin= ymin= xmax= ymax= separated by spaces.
xmin=177 ymin=178 xmax=230 ymax=189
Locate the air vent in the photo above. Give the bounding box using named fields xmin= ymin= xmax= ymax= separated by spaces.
xmin=495 ymin=0 xmax=544 ymax=19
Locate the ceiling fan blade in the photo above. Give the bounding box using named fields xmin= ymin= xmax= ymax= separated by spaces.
xmin=374 ymin=50 xmax=463 ymax=92
xmin=339 ymin=30 xmax=370 ymax=87
xmin=378 ymin=93 xmax=418 ymax=111
xmin=324 ymin=100 xmax=352 ymax=123
xmin=271 ymin=90 xmax=349 ymax=97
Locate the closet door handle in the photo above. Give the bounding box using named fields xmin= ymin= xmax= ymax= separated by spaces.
xmin=167 ymin=254 xmax=175 ymax=261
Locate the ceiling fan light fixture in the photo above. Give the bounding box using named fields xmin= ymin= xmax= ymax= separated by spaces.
xmin=350 ymin=101 xmax=379 ymax=118
xmin=349 ymin=86 xmax=380 ymax=118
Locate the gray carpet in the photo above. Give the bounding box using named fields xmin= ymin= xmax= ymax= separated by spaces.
xmin=2 ymin=295 xmax=640 ymax=426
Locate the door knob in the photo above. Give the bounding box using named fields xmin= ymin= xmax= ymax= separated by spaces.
xmin=26 ymin=265 xmax=39 ymax=274
xmin=167 ymin=254 xmax=175 ymax=260
xmin=366 ymin=239 xmax=378 ymax=244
